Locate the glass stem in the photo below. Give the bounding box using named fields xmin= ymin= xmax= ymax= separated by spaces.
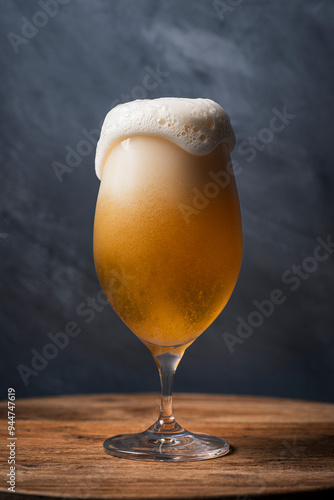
xmin=152 ymin=352 xmax=183 ymax=433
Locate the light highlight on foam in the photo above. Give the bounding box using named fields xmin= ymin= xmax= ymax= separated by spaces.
xmin=95 ymin=98 xmax=235 ymax=179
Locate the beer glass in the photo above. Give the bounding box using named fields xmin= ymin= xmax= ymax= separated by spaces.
xmin=93 ymin=102 xmax=242 ymax=461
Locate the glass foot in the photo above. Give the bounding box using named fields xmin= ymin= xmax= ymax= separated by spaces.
xmin=103 ymin=427 xmax=230 ymax=461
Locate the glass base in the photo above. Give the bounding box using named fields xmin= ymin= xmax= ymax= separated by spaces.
xmin=103 ymin=427 xmax=230 ymax=462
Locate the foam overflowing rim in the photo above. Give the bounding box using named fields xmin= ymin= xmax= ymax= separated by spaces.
xmin=95 ymin=97 xmax=235 ymax=179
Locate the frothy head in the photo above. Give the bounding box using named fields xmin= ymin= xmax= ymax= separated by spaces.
xmin=95 ymin=97 xmax=235 ymax=179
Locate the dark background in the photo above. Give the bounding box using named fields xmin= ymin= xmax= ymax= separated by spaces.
xmin=1 ymin=0 xmax=333 ymax=402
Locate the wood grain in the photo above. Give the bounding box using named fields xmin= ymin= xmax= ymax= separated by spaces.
xmin=1 ymin=393 xmax=334 ymax=499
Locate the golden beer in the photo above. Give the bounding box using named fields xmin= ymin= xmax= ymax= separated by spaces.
xmin=94 ymin=98 xmax=242 ymax=460
xmin=94 ymin=135 xmax=242 ymax=350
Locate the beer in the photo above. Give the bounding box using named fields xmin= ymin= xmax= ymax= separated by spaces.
xmin=94 ymin=98 xmax=242 ymax=461
xmin=94 ymin=99 xmax=242 ymax=349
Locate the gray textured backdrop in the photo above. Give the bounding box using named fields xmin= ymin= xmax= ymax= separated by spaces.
xmin=1 ymin=0 xmax=333 ymax=402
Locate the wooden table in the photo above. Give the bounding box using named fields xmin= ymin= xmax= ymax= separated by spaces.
xmin=1 ymin=393 xmax=334 ymax=499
